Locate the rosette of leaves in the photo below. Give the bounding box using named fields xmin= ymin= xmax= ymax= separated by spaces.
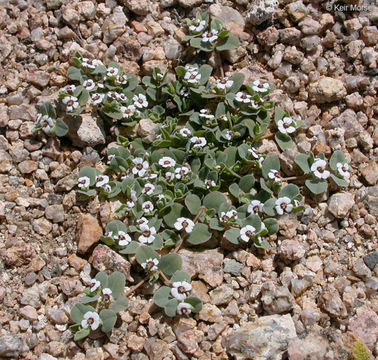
xmin=153 ymin=271 xmax=202 ymax=317
xmin=273 ymin=108 xmax=303 ymax=151
xmin=295 ymin=151 xmax=349 ymax=195
xmin=70 ymin=271 xmax=127 ymax=340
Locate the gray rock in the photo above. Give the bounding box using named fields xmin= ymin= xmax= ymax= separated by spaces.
xmin=286 ymin=1 xmax=308 ymax=22
xmin=0 ymin=334 xmax=29 ymax=358
xmin=209 ymin=284 xmax=234 ymax=305
xmin=225 ymin=314 xmax=297 ymax=360
xmin=45 ymin=205 xmax=65 ymax=223
xmin=137 ymin=119 xmax=159 ymax=144
xmin=178 ymin=0 xmax=202 ymax=8
xmin=164 ymin=39 xmax=181 ymax=60
xmin=102 ymin=7 xmax=128 ymax=44
xmin=308 ymin=77 xmax=347 ymax=103
xmin=66 ymin=114 xmax=105 ymax=148
xmin=209 ymin=4 xmax=245 ymax=35
xmin=363 ymin=251 xmax=378 ymax=271
xmin=19 ymin=286 xmax=41 ymax=308
xmin=77 ymin=1 xmax=96 ymax=20
xmin=246 ymin=0 xmax=279 ymax=26
xmin=62 ymin=5 xmax=80 ymax=27
xmin=126 ymin=0 xmax=152 ymax=15
xmin=223 ymin=258 xmax=243 ymax=276
xmin=279 ymin=240 xmax=305 ymax=263
xmin=261 ymin=281 xmax=295 ymax=314
xmin=319 ymin=285 xmax=347 ymax=318
xmin=328 ymin=192 xmax=355 ymax=218
xmin=353 ymin=258 xmax=372 ymax=279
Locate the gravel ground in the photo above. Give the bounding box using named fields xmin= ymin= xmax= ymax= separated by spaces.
xmin=0 ymin=0 xmax=377 ymax=359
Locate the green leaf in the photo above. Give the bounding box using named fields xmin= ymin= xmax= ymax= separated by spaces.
xmin=78 ymin=166 xmax=98 ymax=186
xmin=274 ymin=108 xmax=286 ymax=123
xmin=163 ymin=203 xmax=186 ymax=228
xmin=305 ymin=179 xmax=328 ymax=194
xmin=229 ymin=183 xmax=242 ymax=199
xmin=80 ymin=294 xmax=100 ymax=304
xmin=119 ymin=241 xmax=140 ymax=255
xmin=170 ymin=270 xmax=191 ymax=283
xmin=228 ymin=73 xmax=245 ymax=94
xmin=54 ymin=118 xmax=69 ymax=137
xmin=295 ymin=154 xmax=310 ymax=174
xmin=106 ymin=220 xmax=127 ymax=235
xmin=215 ymin=102 xmax=226 ymax=117
xmin=154 ymin=286 xmax=172 ymax=307
xmin=263 ymin=218 xmax=279 ymax=235
xmin=99 ymin=309 xmax=117 ymax=333
xmin=186 ymin=223 xmax=212 ymax=245
xmin=278 ymin=184 xmax=300 ymax=200
xmin=67 ymin=66 xmax=83 ymax=82
xmin=74 ymin=328 xmax=90 ymax=341
xmin=216 ymin=35 xmax=239 ymax=51
xmin=254 ymin=239 xmax=269 ymax=250
xmin=185 ymin=297 xmax=202 ymax=313
xmin=158 ymin=253 xmax=182 ymax=276
xmin=199 ymin=64 xmax=213 ymax=85
xmin=224 ymin=227 xmax=240 ymax=244
xmin=70 ymin=304 xmax=95 ymax=324
xmin=164 ymin=298 xmax=179 ymax=317
xmin=110 ymin=296 xmax=128 ymax=313
xmin=102 ymin=107 xmax=123 ymax=120
xmin=330 ymin=174 xmax=348 ymax=187
xmin=107 ymin=272 xmax=125 ymax=300
xmin=78 ymin=89 xmax=89 ymax=106
xmin=95 ymin=272 xmax=108 ymax=288
xmin=185 ymin=194 xmax=202 ymax=215
xmin=275 ymin=132 xmax=293 ymax=151
xmin=329 ymin=150 xmax=346 ymax=171
xmin=203 ymin=191 xmax=227 ymax=211
xmin=40 ymin=102 xmax=56 ymax=118
xmin=135 ymin=246 xmax=159 ymax=265
xmin=244 ymin=214 xmax=262 ymax=232
xmin=263 ymin=198 xmax=276 ymax=216
xmin=262 ymin=156 xmax=280 ymax=178
xmin=239 ymin=175 xmax=255 ymax=192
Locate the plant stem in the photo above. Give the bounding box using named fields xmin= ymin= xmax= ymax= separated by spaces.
xmin=125 ymin=276 xmax=150 ymax=297
xmin=173 ymin=207 xmax=206 ymax=254
xmin=159 ymin=270 xmax=171 ymax=286
xmin=215 ymin=51 xmax=224 ymax=78
xmin=282 ymin=175 xmax=306 ymax=181
xmin=259 ymin=132 xmax=274 ymax=140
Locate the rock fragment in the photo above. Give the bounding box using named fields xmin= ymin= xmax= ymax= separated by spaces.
xmin=77 ymin=214 xmax=103 ymax=254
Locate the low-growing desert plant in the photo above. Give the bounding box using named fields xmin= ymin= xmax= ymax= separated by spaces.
xmin=34 ymin=12 xmax=350 ymax=339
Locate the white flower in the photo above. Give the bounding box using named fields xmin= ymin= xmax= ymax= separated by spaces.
xmin=165 ymin=172 xmax=175 ymax=182
xmin=133 ymin=94 xmax=148 ymax=109
xmin=116 ymin=75 xmax=128 ymax=84
xmin=142 ymin=183 xmax=155 ymax=195
xmin=216 ymin=77 xmax=233 ymax=90
xmin=240 ymin=225 xmax=256 ymax=242
xmin=275 ymin=197 xmax=293 ymax=215
xmin=248 ymin=148 xmax=259 ymax=159
xmin=107 ymin=67 xmax=119 ymax=77
xmin=248 ymin=200 xmax=263 ymax=214
xmin=81 ymin=311 xmax=100 ymax=331
xmin=179 ymin=127 xmax=192 ymax=137
xmin=250 ymin=100 xmax=259 ymax=109
xmin=78 ymin=176 xmax=90 ymax=188
xmin=235 ymin=92 xmax=251 ymax=103
xmin=177 ymin=302 xmax=192 ymax=315
xmin=156 ymin=72 xmax=164 ymax=80
xmin=82 ymin=58 xmax=96 ymax=69
xmin=39 ymin=115 xmax=54 ymax=134
xmin=90 ymin=279 xmax=100 ymax=293
xmin=118 ymin=94 xmax=127 ymax=102
xmin=258 ymin=157 xmax=264 ymax=168
xmin=219 ymin=114 xmax=228 ymax=122
xmin=199 ymin=109 xmax=214 ymax=119
xmin=277 ymin=117 xmax=296 ymax=134
xmin=107 ymin=154 xmax=115 ymax=165
xmin=130 ymin=190 xmax=137 ymax=202
xmin=268 ymin=169 xmax=281 ymax=182
xmin=202 ymin=29 xmax=218 ymax=43
xmin=121 ymin=104 xmax=138 ymax=119
xmin=139 ymin=224 xmax=156 ymax=244
xmin=336 ymin=163 xmax=350 ymax=179
xmin=205 ymin=179 xmax=216 ymax=189
xmin=66 ymin=84 xmax=76 ymax=93
xmin=190 ymin=136 xmax=207 ymax=148
xmin=126 ymin=200 xmax=135 ymax=208
xmin=179 ymin=87 xmax=190 ymax=97
xmin=175 ymin=166 xmax=190 ymax=180
xmin=104 ymin=231 xmax=113 ymax=238
xmin=141 ymin=258 xmax=159 ymax=272
xmin=102 ymin=288 xmax=113 ymax=302
xmin=159 ymin=156 xmax=176 ymax=168
xmin=311 ymin=158 xmax=330 ymax=180
xmin=137 ymin=217 xmax=148 ymax=226
xmin=95 ymin=175 xmax=109 ymax=187
xmin=107 ymin=91 xmax=119 ymax=100
xmin=174 ymin=217 xmax=195 ymax=233
xmin=171 ymin=281 xmax=192 ymax=301
xmin=92 ymin=93 xmax=105 ymax=106
xmin=117 ymin=231 xmax=132 ymax=247
xmin=63 ymin=96 xmax=79 ymax=112
xmin=142 ymin=201 xmax=154 ymax=214
xmin=104 ymin=184 xmax=112 ymax=193
xmin=184 ymin=70 xmax=201 ymax=84
xmin=252 ymin=80 xmax=269 ymax=93
xmin=223 ymin=130 xmax=233 ymax=141
xmin=228 ymin=209 xmax=237 ymax=219
xmin=189 ymin=19 xmax=206 ymax=33
xmin=132 ymin=157 xmax=149 ymax=177
xmin=220 ymin=210 xmax=238 ymax=222
xmin=83 ymin=79 xmax=95 ymax=91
